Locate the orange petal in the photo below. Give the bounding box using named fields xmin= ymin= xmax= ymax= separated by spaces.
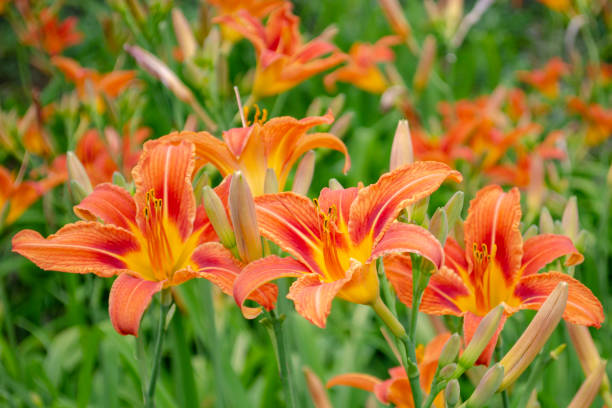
xmin=464 ymin=185 xmax=523 ymax=288
xmin=419 ymin=333 xmax=452 ymax=393
xmin=383 ymin=378 xmax=414 ymax=408
xmin=287 ymin=272 xmax=351 ymax=328
xmin=12 ymin=222 xmax=140 ymax=278
xmin=74 ymin=183 xmax=137 ymax=230
xmin=109 ymin=273 xmax=163 ymax=336
xmin=98 ymin=70 xmax=136 ymax=98
xmin=5 ymin=181 xmax=41 ymax=225
xmin=463 ymin=311 xmax=507 ymax=366
xmin=420 ymin=267 xmax=471 ymax=316
xmin=132 ymin=139 xmax=196 ymax=240
xmin=233 ymin=256 xmax=308 ymax=319
xmin=222 ymin=126 xmax=254 ymax=158
xmin=383 ymin=253 xmax=414 ymax=306
xmin=370 ymin=223 xmax=444 ymax=270
xmin=444 ymin=237 xmax=468 ymax=276
xmin=190 ymin=242 xmax=278 ymax=311
xmin=326 ymin=373 xmax=381 ymax=392
xmin=520 ymin=234 xmax=584 ymax=277
xmin=255 ymin=192 xmax=324 ymax=274
xmin=349 ymin=162 xmax=462 ymax=246
xmin=514 ymin=272 xmax=604 ymax=327
xmin=317 ymin=187 xmax=359 ymax=228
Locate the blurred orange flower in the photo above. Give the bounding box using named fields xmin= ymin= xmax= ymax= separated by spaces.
xmin=21 ymin=8 xmax=82 ymax=55
xmin=518 ymin=58 xmax=568 ymax=98
xmin=163 ymin=113 xmax=349 ymax=196
xmin=385 ymin=185 xmax=603 ymax=365
xmin=327 ymin=332 xmax=451 ymax=408
xmin=13 ymin=139 xmax=275 ymax=336
xmin=233 ymin=162 xmax=460 ymax=327
xmin=324 ymin=36 xmax=400 ymax=94
xmin=215 ymin=3 xmax=344 ymax=98
xmin=209 ymin=0 xmax=283 ymax=42
xmin=567 ymin=97 xmax=612 ymax=146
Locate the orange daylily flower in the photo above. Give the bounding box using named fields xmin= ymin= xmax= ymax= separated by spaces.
xmin=324 ymin=36 xmax=400 ymax=94
xmin=567 ymin=97 xmax=612 ymax=146
xmin=21 ymin=8 xmax=82 ymax=55
xmin=52 ymin=56 xmax=135 ymax=105
xmin=13 ymin=139 xmax=275 ymax=336
xmin=233 ymin=162 xmax=461 ymax=327
xmin=385 ymin=185 xmax=603 ymax=365
xmin=0 ymin=166 xmax=60 ymax=227
xmin=208 ymin=0 xmax=283 ymax=42
xmin=327 ymin=332 xmax=451 ymax=408
xmin=518 ymin=58 xmax=568 ymax=99
xmin=162 ymin=112 xmax=349 ymax=196
xmin=215 ymin=3 xmax=344 ymax=98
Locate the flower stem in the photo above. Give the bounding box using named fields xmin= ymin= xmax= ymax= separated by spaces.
xmin=270 ymin=310 xmax=297 ymax=407
xmin=144 ymin=291 xmax=172 ymax=408
xmin=371 ymin=297 xmax=423 ymax=407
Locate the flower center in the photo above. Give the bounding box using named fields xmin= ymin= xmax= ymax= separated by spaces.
xmin=142 ymin=189 xmax=174 ymax=281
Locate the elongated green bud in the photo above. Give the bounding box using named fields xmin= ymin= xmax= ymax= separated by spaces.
xmin=539 ymin=207 xmax=554 ymax=234
xmin=389 ymin=120 xmax=414 ymax=171
xmin=523 ymin=224 xmax=538 ymax=241
xmin=438 ymin=333 xmax=462 ymax=367
xmin=444 ymin=191 xmax=464 ymax=228
xmin=465 ymin=364 xmax=504 ymax=408
xmin=445 ymin=379 xmax=461 ymax=407
xmin=329 ymin=178 xmax=343 ymax=190
xmin=458 ymin=305 xmax=504 ymax=370
xmin=112 ymin=171 xmax=128 ymax=189
xmin=67 ymin=151 xmax=93 ymax=197
xmin=229 ymin=172 xmax=262 ymax=262
xmin=568 ymin=361 xmax=606 ymax=408
xmin=202 ymin=185 xmax=236 ymax=253
xmin=172 ymin=8 xmax=197 ymax=60
xmin=562 ymin=196 xmax=579 ymax=240
xmin=411 ymin=196 xmax=429 ymax=225
xmin=430 ymin=208 xmax=448 ymax=245
xmin=439 ymin=363 xmax=457 ymax=380
xmin=328 ymin=94 xmax=346 ymax=117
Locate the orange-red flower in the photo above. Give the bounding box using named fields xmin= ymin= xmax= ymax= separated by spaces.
xmin=518 ymin=58 xmax=568 ymax=99
xmin=324 ymin=36 xmax=400 ymax=94
xmin=52 ymin=56 xmax=135 ymax=107
xmin=162 ymin=113 xmax=349 ymax=196
xmin=21 ymin=8 xmax=82 ymax=55
xmin=327 ymin=332 xmax=451 ymax=408
xmin=208 ymin=0 xmax=283 ymax=42
xmin=567 ymin=97 xmax=612 ymax=146
xmin=385 ymin=185 xmax=603 ymax=364
xmin=233 ymin=162 xmax=461 ymax=327
xmin=12 ymin=139 xmax=274 ymax=336
xmin=215 ymin=3 xmax=344 ymax=98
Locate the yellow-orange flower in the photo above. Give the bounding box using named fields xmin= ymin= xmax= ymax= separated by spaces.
xmin=567 ymin=97 xmax=612 ymax=146
xmin=208 ymin=0 xmax=283 ymax=42
xmin=12 ymin=139 xmax=275 ymax=336
xmin=21 ymin=8 xmax=82 ymax=55
xmin=518 ymin=58 xmax=568 ymax=99
xmin=215 ymin=3 xmax=344 ymax=98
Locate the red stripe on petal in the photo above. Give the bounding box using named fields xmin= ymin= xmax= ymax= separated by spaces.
xmin=12 ymin=222 xmax=140 ymax=277
xmin=514 ymin=272 xmax=603 ymax=327
xmin=133 ymin=139 xmax=196 ymax=240
xmin=520 ymin=234 xmax=584 ymax=277
xmin=109 ymin=274 xmax=163 ymax=336
xmin=420 ymin=267 xmax=471 ymax=316
xmin=370 ymin=223 xmax=444 ymax=270
xmin=74 ymin=183 xmax=137 ymax=230
xmin=287 ymin=272 xmax=350 ymax=328
xmin=349 ymin=162 xmax=462 ymax=246
xmin=317 ymin=187 xmax=358 ymax=229
xmin=233 ymin=256 xmax=308 ymax=319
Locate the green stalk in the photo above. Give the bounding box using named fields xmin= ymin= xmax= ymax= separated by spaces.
xmin=144 ymin=291 xmax=172 ymax=408
xmin=269 ymin=310 xmax=297 ymax=407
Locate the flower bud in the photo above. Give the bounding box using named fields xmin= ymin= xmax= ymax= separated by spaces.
xmin=568 ymin=361 xmax=606 ymax=408
xmin=465 ymin=363 xmax=504 ymax=408
xmin=202 ymin=185 xmax=237 ymax=254
xmin=413 ymin=35 xmax=436 ymax=92
xmin=445 ymin=379 xmax=461 ymax=407
xmin=264 ymin=168 xmax=279 ymax=194
xmin=562 ymin=196 xmax=579 ymax=241
xmin=192 ymin=170 xmax=210 ymax=206
xmin=389 ymin=120 xmax=414 ymax=171
xmin=429 ymin=208 xmax=448 ymax=245
xmin=443 ymin=191 xmax=464 ymax=230
xmin=112 ymin=171 xmax=128 ymax=189
xmin=526 ymin=389 xmax=540 ymax=408
xmin=539 ymin=207 xmax=554 ymax=234
xmin=172 ymin=8 xmax=197 ymax=60
xmin=459 ymin=305 xmax=504 ymax=370
xmin=411 ymin=196 xmax=429 ymax=226
xmin=306 ymin=98 xmax=323 ymax=117
xmin=67 ymin=151 xmax=93 ymax=197
xmin=567 ymin=323 xmax=611 ymax=396
xmin=499 ymin=282 xmax=568 ymax=390
xmin=378 ymin=0 xmax=412 ymax=42
xmin=329 ymin=112 xmax=353 ymax=139
xmin=328 ymin=94 xmax=346 ymax=117
xmin=439 ymin=363 xmax=457 ymax=380
xmin=292 ymin=151 xmax=315 ymax=195
xmin=329 ymin=178 xmax=343 ymax=190
xmin=438 ymin=333 xmax=462 ymax=367
xmin=70 ymin=180 xmax=89 ymax=203
xmin=303 ymin=367 xmax=332 ymax=408
xmin=229 ymin=172 xmax=262 ymax=262
xmin=523 ymin=225 xmax=538 ymax=241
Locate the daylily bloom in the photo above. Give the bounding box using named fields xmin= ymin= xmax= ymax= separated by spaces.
xmin=21 ymin=8 xmax=82 ymax=55
xmin=326 ymin=332 xmax=451 ymax=408
xmin=518 ymin=58 xmax=568 ymax=99
xmin=0 ymin=166 xmax=60 ymax=227
xmin=233 ymin=162 xmax=461 ymax=327
xmin=162 ymin=112 xmax=350 ymax=196
xmin=208 ymin=0 xmax=283 ymax=42
xmin=52 ymin=56 xmax=135 ymax=108
xmin=567 ymin=97 xmax=612 ymax=146
xmin=215 ymin=3 xmax=344 ymax=98
xmin=12 ymin=139 xmax=275 ymax=336
xmin=384 ymin=185 xmax=604 ymax=364
xmin=324 ymin=36 xmax=400 ymax=94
